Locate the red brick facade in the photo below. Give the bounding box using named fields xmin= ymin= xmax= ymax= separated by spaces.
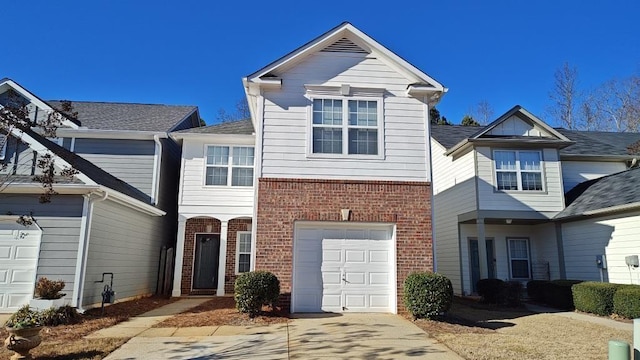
xmin=181 ymin=217 xmax=252 ymax=295
xmin=255 ymin=178 xmax=433 ymax=314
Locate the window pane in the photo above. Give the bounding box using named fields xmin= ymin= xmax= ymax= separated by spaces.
xmin=509 ymin=239 xmax=528 ymax=259
xmin=313 ymin=128 xmax=342 ymax=154
xmin=238 ymin=233 xmax=251 ymax=253
xmin=313 ymin=99 xmax=342 ymax=125
xmin=348 ymin=129 xmax=378 ymax=155
xmin=232 ymin=147 xmax=254 ymax=166
xmin=348 ymin=100 xmax=377 ymax=126
xmin=494 ymin=151 xmax=516 ymax=170
xmin=206 ymin=146 xmax=229 ymax=165
xmin=238 ymin=254 xmax=251 ymax=273
xmin=205 ymin=167 xmax=228 ymax=185
xmin=520 ymin=151 xmax=541 ymax=171
xmin=511 ymin=260 xmax=530 ymax=278
xmin=496 ymin=172 xmax=518 ymax=190
xmin=231 ymin=167 xmax=254 ymax=186
xmin=521 ymin=172 xmax=542 ymax=191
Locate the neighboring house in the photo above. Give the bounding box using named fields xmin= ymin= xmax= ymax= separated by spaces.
xmin=0 ymin=78 xmax=200 ymax=312
xmin=172 ymin=22 xmax=446 ymax=314
xmin=431 ymin=105 xmax=640 ymax=295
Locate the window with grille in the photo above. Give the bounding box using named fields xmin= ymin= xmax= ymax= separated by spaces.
xmin=508 ymin=238 xmax=531 ymax=279
xmin=205 ymin=146 xmax=254 ymax=186
xmin=236 ymin=231 xmax=252 ymax=273
xmin=494 ymin=150 xmax=543 ymax=191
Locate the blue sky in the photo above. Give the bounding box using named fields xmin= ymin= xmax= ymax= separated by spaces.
xmin=2 ymin=1 xmax=638 ymax=126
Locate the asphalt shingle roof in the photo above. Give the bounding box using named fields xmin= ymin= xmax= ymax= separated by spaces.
xmin=431 ymin=125 xmax=640 ymax=157
xmin=556 ymin=167 xmax=640 ymax=219
xmin=48 ymin=101 xmax=197 ymax=132
xmin=175 ymin=119 xmax=254 ymax=135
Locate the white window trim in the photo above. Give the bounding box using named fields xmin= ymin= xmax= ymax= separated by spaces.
xmin=507 ymin=237 xmax=531 ymax=280
xmin=306 ymin=94 xmax=384 ymax=160
xmin=203 ymin=144 xmax=255 ymax=187
xmin=493 ymin=149 xmax=545 ymax=192
xmin=235 ymin=231 xmax=252 ymax=275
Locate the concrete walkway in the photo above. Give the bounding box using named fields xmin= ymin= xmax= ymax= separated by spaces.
xmin=525 ymin=303 xmax=633 ymax=331
xmin=103 ymin=308 xmax=462 ymax=360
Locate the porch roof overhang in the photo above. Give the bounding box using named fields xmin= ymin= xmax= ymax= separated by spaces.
xmin=458 ymin=210 xmax=558 ymax=225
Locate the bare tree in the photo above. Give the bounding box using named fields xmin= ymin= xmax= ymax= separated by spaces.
xmin=216 ymin=98 xmax=251 ymax=122
xmin=470 ymin=100 xmax=494 ymax=125
xmin=591 ymin=75 xmax=640 ymax=132
xmin=548 ymin=62 xmax=580 ymax=129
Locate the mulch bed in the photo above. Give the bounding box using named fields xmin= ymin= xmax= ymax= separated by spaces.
xmin=155 ymin=296 xmax=289 ymax=327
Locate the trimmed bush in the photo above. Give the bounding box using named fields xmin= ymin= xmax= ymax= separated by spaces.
xmin=35 ymin=277 xmax=66 ymax=300
xmin=526 ymin=280 xmax=548 ymax=302
xmin=613 ymin=285 xmax=640 ymax=319
xmin=234 ymin=271 xmax=280 ymax=318
xmin=477 ymin=279 xmax=505 ymax=304
xmin=572 ymin=282 xmax=621 ymax=316
xmin=544 ymin=280 xmax=583 ymax=310
xmin=403 ymin=272 xmax=453 ymax=319
xmin=504 ymin=281 xmax=523 ymax=307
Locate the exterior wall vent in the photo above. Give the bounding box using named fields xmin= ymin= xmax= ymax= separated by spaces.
xmin=321 ymin=38 xmax=369 ymax=54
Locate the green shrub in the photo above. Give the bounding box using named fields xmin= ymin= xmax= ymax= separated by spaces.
xmin=544 ymin=280 xmax=583 ymax=310
xmin=234 ymin=271 xmax=280 ymax=318
xmin=526 ymin=280 xmax=549 ymax=302
xmin=39 ymin=305 xmax=81 ymax=326
xmin=35 ymin=277 xmax=66 ymax=300
xmin=4 ymin=306 xmax=42 ymax=329
xmin=613 ymin=285 xmax=640 ymax=319
xmin=403 ymin=272 xmax=453 ymax=319
xmin=504 ymin=281 xmax=523 ymax=307
xmin=572 ymin=282 xmax=621 ymax=316
xmin=477 ymin=279 xmax=505 ymax=304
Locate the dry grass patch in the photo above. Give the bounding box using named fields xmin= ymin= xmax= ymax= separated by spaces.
xmin=411 ymin=298 xmax=633 ymax=360
xmin=155 ymin=296 xmax=289 ymax=327
xmin=0 ymin=296 xmax=175 ymax=359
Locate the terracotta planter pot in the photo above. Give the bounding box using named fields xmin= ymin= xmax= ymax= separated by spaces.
xmin=4 ymin=326 xmax=42 ymax=360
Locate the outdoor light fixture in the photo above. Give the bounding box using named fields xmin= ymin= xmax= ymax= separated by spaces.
xmin=206 ymin=224 xmax=213 ymax=232
xmin=341 ymin=209 xmax=351 ymax=221
xmin=505 ymin=219 xmax=513 ymax=224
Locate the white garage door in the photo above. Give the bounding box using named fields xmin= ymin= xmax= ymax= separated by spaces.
xmin=0 ymin=225 xmax=41 ymax=312
xmin=293 ymin=223 xmax=395 ymax=313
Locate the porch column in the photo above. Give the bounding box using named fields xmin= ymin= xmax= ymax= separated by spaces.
xmin=217 ymin=220 xmax=229 ymax=296
xmin=477 ymin=218 xmax=489 ymax=279
xmin=172 ymin=218 xmax=187 ymax=297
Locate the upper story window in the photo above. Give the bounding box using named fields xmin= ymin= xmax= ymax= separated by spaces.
xmin=494 ymin=150 xmax=543 ymax=191
xmin=311 ymin=98 xmax=380 ymax=156
xmin=205 ymin=146 xmax=254 ymax=186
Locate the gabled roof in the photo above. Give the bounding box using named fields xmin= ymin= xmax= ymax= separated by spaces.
xmin=174 ymin=119 xmax=254 ymax=135
xmin=469 ymin=105 xmax=571 ymax=142
xmin=245 ymin=22 xmax=445 ymax=92
xmin=48 ymin=100 xmax=198 ymax=132
xmin=556 ymin=167 xmax=640 ymax=219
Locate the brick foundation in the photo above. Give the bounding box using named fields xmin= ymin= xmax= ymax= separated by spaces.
xmin=255 ymin=178 xmax=433 ymax=314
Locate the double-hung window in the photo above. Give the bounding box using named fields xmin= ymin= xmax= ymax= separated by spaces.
xmin=236 ymin=231 xmax=252 ymax=273
xmin=205 ymin=146 xmax=254 ymax=186
xmin=494 ymin=150 xmax=543 ymax=191
xmin=508 ymin=238 xmax=531 ymax=279
xmin=311 ymin=98 xmax=379 ymax=156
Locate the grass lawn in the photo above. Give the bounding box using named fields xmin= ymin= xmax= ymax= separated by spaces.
xmin=155 ymin=296 xmax=289 ymax=327
xmin=1 ymin=296 xmax=176 ymax=360
xmin=411 ymin=298 xmax=633 ymax=360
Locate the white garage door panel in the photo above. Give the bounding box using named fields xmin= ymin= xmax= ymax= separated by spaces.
xmin=293 ymin=224 xmax=395 ymax=313
xmin=0 ymin=228 xmax=41 ymax=312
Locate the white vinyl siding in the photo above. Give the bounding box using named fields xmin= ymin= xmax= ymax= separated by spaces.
xmin=562 ymin=211 xmax=640 ymax=284
xmin=235 ymin=231 xmax=251 ymax=274
xmin=260 ymin=52 xmax=429 ymax=181
xmin=561 ymin=161 xmax=627 ymax=193
xmin=205 ymin=146 xmax=254 ymax=187
xmin=476 ymin=146 xmax=564 ymax=212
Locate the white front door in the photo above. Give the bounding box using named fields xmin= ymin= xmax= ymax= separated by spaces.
xmin=293 ymin=223 xmax=395 ymax=313
xmin=0 ymin=226 xmax=41 ymax=312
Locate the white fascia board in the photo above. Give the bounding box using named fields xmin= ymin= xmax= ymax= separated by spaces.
xmin=9 ymin=128 xmax=96 ymax=185
xmin=171 ymin=133 xmax=255 ymax=144
xmin=0 ymin=79 xmax=79 ymax=129
xmin=54 ymin=129 xmax=167 ymax=140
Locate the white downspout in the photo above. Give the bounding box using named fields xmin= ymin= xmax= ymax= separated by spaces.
xmin=74 ymin=191 xmax=108 ymax=311
xmin=150 ymin=135 xmax=163 ymax=205
xmin=425 ymin=97 xmax=437 ymax=272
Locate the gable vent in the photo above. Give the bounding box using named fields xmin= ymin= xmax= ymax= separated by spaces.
xmin=321 ymin=38 xmax=369 ymax=54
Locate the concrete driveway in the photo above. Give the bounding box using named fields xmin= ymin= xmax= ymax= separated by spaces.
xmin=105 ymin=313 xmax=461 ymax=360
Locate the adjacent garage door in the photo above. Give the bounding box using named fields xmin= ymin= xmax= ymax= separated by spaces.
xmin=293 ymin=223 xmax=395 ymax=313
xmin=0 ymin=225 xmax=41 ymax=312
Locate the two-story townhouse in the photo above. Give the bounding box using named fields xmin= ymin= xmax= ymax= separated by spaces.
xmin=431 ymin=105 xmax=640 ymax=295
xmin=172 ymin=22 xmax=446 ymax=314
xmin=0 ymin=78 xmax=200 ymax=312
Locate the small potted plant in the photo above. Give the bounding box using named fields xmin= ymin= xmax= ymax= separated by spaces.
xmin=29 ymin=277 xmax=68 ymax=310
xmin=4 ymin=305 xmax=43 ymax=360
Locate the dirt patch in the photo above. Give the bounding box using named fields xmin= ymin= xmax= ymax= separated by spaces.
xmin=410 ymin=298 xmax=633 ymax=360
xmin=0 ymin=295 xmax=175 ymax=359
xmin=155 ymin=297 xmax=289 ymax=327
